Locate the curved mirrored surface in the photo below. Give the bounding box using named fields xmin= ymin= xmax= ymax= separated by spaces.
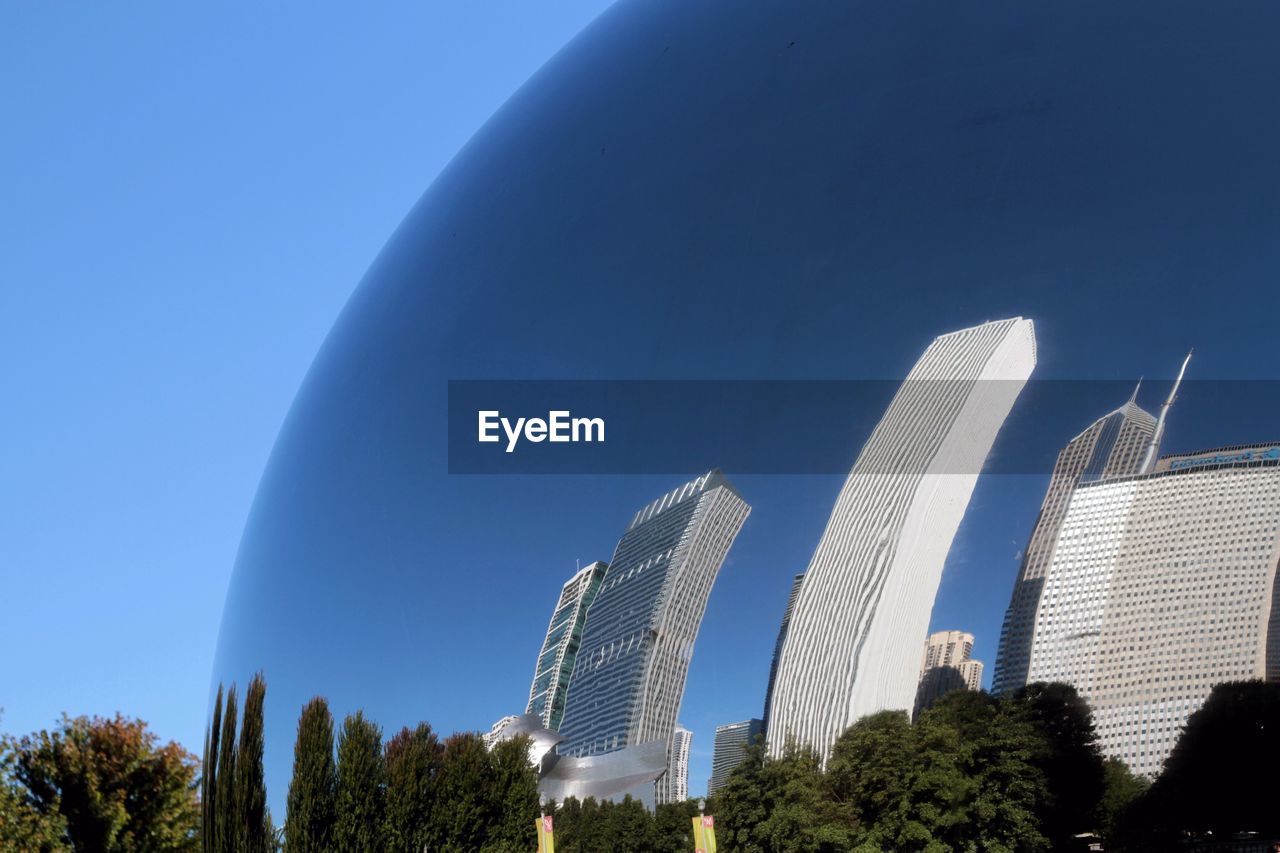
xmin=212 ymin=0 xmax=1280 ymax=811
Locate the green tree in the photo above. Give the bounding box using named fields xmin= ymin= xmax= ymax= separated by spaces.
xmin=0 ymin=721 xmax=69 ymax=852
xmin=382 ymin=722 xmax=441 ymax=853
xmin=482 ymin=735 xmax=539 ymax=852
xmin=12 ymin=713 xmax=199 ymax=851
xmin=1011 ymin=682 xmax=1105 ymax=849
xmin=334 ymin=711 xmax=385 ymax=852
xmin=596 ymin=796 xmax=658 ymax=853
xmin=201 ymin=686 xmax=223 ymax=851
xmin=1116 ymin=680 xmax=1280 ymax=848
xmin=654 ymin=800 xmax=698 ymax=853
xmin=430 ymin=732 xmax=492 ymax=851
xmin=284 ymin=697 xmax=337 ymax=853
xmin=214 ymin=685 xmax=238 ymax=853
xmin=236 ymin=673 xmax=271 ymax=853
xmin=1095 ymin=757 xmax=1146 ymax=844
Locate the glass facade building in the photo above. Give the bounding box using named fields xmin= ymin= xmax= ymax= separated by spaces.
xmin=767 ymin=319 xmax=1036 ymax=761
xmin=558 ymin=472 xmax=750 ymax=759
xmin=708 ymin=719 xmax=764 ymax=796
xmin=527 ymin=561 xmax=608 ymax=731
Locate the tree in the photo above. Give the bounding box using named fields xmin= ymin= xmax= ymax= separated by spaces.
xmin=333 ymin=711 xmax=385 ymax=852
xmin=1095 ymin=758 xmax=1146 ymax=844
xmin=654 ymin=800 xmax=698 ymax=853
xmin=1011 ymin=682 xmax=1105 ymax=849
xmin=430 ymin=732 xmax=492 ymax=850
xmin=11 ymin=713 xmax=199 ymax=851
xmin=201 ymin=686 xmax=223 ymax=851
xmin=284 ymin=697 xmax=336 ymax=853
xmin=236 ymin=673 xmax=271 ymax=852
xmin=482 ymin=735 xmax=539 ymax=852
xmin=0 ymin=721 xmax=69 ymax=852
xmin=1116 ymin=680 xmax=1280 ymax=847
xmin=214 ymin=685 xmax=238 ymax=853
xmin=596 ymin=796 xmax=659 ymax=853
xmin=382 ymin=722 xmax=441 ymax=853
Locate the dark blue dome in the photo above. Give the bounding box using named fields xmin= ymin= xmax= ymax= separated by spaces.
xmin=213 ymin=0 xmax=1280 ymax=810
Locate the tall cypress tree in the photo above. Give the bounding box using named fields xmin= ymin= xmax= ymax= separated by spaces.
xmin=285 ymin=697 xmax=337 ymax=853
xmin=214 ymin=684 xmax=238 ymax=853
xmin=383 ymin=723 xmax=442 ymax=852
xmin=236 ymin=673 xmax=270 ymax=852
xmin=202 ymin=685 xmax=224 ymax=852
xmin=487 ymin=735 xmax=539 ymax=851
xmin=333 ymin=711 xmax=385 ymax=852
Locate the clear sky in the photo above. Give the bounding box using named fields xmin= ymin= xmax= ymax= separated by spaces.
xmin=0 ymin=0 xmax=611 ymax=754
xmin=4 ymin=0 xmax=1279 ymax=808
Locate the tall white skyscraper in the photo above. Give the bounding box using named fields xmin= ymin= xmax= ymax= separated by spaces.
xmin=558 ymin=471 xmax=750 ymax=761
xmin=657 ymin=725 xmax=693 ymax=805
xmin=992 ymin=394 xmax=1156 ymax=694
xmin=767 ymin=318 xmax=1037 ymax=761
xmin=1027 ymin=444 xmax=1280 ymax=776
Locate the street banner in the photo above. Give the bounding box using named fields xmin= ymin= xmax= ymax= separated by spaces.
xmin=691 ymin=814 xmax=717 ymax=853
xmin=536 ymin=814 xmax=555 ymax=853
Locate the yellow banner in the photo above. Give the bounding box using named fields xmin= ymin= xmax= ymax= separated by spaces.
xmin=536 ymin=814 xmax=555 ymax=853
xmin=691 ymin=814 xmax=717 ymax=853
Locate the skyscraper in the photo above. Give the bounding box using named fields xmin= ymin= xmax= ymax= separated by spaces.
xmin=657 ymin=725 xmax=693 ymax=805
xmin=557 ymin=471 xmax=750 ymax=762
xmin=767 ymin=318 xmax=1037 ymax=761
xmin=1027 ymin=444 xmax=1280 ymax=776
xmin=762 ymin=573 xmax=804 ymax=728
xmin=526 ymin=560 xmax=608 ymax=730
xmin=914 ymin=630 xmax=984 ymax=717
xmin=992 ymin=393 xmax=1156 ymax=694
xmin=708 ymin=719 xmax=764 ymax=796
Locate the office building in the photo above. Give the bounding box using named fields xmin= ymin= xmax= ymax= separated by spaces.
xmin=558 ymin=471 xmax=750 ymax=764
xmin=767 ymin=318 xmax=1036 ymax=761
xmin=992 ymin=391 xmax=1156 ymax=694
xmin=657 ymin=725 xmax=693 ymax=805
xmin=762 ymin=573 xmax=804 ymax=728
xmin=1027 ymin=444 xmax=1280 ymax=776
xmin=708 ymin=719 xmax=764 ymax=796
xmin=527 ymin=560 xmax=608 ymax=730
xmin=914 ymin=630 xmax=984 ymax=716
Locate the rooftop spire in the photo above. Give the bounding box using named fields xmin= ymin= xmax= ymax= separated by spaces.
xmin=1140 ymin=350 xmax=1193 ymax=473
xmin=1128 ymin=376 xmax=1143 ymax=405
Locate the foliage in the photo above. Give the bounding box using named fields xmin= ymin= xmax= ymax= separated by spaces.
xmin=1113 ymin=680 xmax=1280 ymax=849
xmin=214 ymin=685 xmax=237 ymax=853
xmin=1095 ymin=757 xmax=1146 ymax=844
xmin=1009 ymin=682 xmax=1106 ymax=848
xmin=9 ymin=713 xmax=199 ymax=851
xmin=482 ymin=735 xmax=539 ymax=852
xmin=284 ymin=697 xmax=337 ymax=852
xmin=201 ymin=686 xmax=223 ymax=850
xmin=382 ymin=722 xmax=441 ymax=853
xmin=235 ymin=673 xmax=271 ymax=852
xmin=333 ymin=711 xmax=385 ymax=852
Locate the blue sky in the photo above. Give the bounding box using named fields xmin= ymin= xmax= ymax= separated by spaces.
xmin=0 ymin=0 xmax=611 ymax=752
xmin=4 ymin=0 xmax=1279 ymax=807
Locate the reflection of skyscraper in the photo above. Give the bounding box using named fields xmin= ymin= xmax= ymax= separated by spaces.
xmin=658 ymin=725 xmax=692 ymax=805
xmin=708 ymin=719 xmax=764 ymax=796
xmin=914 ymin=630 xmax=983 ymax=717
xmin=558 ymin=471 xmax=750 ymax=760
xmin=767 ymin=318 xmax=1036 ymax=761
xmin=527 ymin=561 xmax=608 ymax=730
xmin=1027 ymin=445 xmax=1280 ymax=776
xmin=762 ymin=574 xmax=804 ymax=727
xmin=992 ymin=394 xmax=1155 ymax=694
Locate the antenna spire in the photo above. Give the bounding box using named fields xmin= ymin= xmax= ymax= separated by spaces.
xmin=1128 ymin=376 xmax=1143 ymax=404
xmin=1140 ymin=350 xmax=1193 ymax=474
